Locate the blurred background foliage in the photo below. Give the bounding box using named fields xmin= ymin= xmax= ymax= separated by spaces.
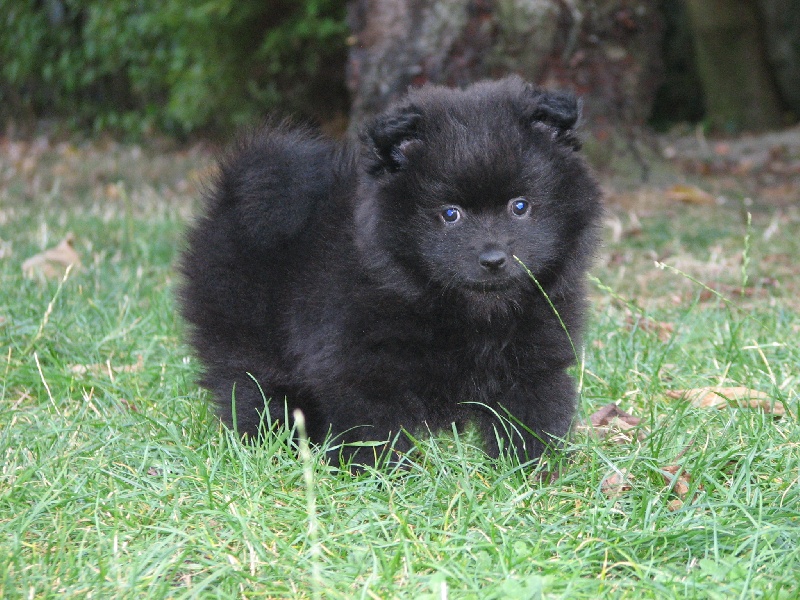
xmin=0 ymin=0 xmax=349 ymax=137
xmin=1 ymin=0 xmax=798 ymax=138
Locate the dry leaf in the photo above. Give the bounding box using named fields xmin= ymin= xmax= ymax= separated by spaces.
xmin=666 ymin=386 xmax=785 ymax=417
xmin=22 ymin=233 xmax=81 ymax=279
xmin=589 ymin=403 xmax=642 ymax=428
xmin=665 ymin=184 xmax=716 ymax=205
xmin=601 ymin=469 xmax=633 ymax=497
xmin=578 ymin=403 xmax=647 ymax=443
xmin=660 ymin=465 xmax=691 ymax=498
xmin=660 ymin=464 xmax=702 ymax=511
xmin=117 ymin=398 xmax=139 ymax=412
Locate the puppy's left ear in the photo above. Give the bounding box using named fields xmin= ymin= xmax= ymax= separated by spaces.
xmin=364 ymin=105 xmax=422 ymax=174
xmin=521 ymin=86 xmax=582 ymax=150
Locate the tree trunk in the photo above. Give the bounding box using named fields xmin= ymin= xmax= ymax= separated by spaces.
xmin=758 ymin=0 xmax=800 ymax=118
xmin=685 ymin=0 xmax=783 ymax=131
xmin=346 ymin=0 xmax=664 ymax=131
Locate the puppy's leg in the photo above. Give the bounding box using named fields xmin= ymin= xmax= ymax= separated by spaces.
xmin=477 ymin=371 xmax=577 ymax=462
xmin=320 ymin=394 xmax=423 ymax=469
xmin=206 ymin=372 xmax=294 ymax=440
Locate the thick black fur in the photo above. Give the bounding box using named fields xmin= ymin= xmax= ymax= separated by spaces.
xmin=178 ymin=76 xmax=603 ymax=467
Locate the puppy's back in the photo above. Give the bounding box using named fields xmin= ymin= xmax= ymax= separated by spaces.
xmin=179 ymin=125 xmax=338 ymax=380
xmin=212 ymin=124 xmax=337 ymax=248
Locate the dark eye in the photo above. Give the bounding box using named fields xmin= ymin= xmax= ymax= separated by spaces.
xmin=440 ymin=207 xmax=461 ymax=223
xmin=510 ymin=197 xmax=530 ymax=216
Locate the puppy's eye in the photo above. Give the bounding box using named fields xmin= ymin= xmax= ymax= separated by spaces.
xmin=440 ymin=207 xmax=461 ymax=223
xmin=510 ymin=197 xmax=530 ymax=217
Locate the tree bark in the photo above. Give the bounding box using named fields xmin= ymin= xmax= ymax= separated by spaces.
xmin=346 ymin=0 xmax=663 ymax=131
xmin=685 ymin=0 xmax=783 ymax=131
xmin=758 ymin=0 xmax=800 ymax=117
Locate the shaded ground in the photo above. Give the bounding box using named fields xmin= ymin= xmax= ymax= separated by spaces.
xmin=593 ymin=125 xmax=800 ymax=310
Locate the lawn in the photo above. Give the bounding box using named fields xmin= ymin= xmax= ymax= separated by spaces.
xmin=1 ymin=134 xmax=798 ymax=598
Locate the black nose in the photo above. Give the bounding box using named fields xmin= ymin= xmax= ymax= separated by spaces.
xmin=478 ymin=249 xmax=508 ymax=272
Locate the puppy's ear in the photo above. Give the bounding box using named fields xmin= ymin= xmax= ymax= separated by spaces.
xmin=364 ymin=106 xmax=422 ymax=174
xmin=520 ymin=86 xmax=582 ymax=150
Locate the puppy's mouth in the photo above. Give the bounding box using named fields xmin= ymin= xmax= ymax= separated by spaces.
xmin=462 ymin=279 xmax=515 ymax=292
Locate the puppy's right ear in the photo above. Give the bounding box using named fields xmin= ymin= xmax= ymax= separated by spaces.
xmin=364 ymin=106 xmax=422 ymax=174
xmin=529 ymin=90 xmax=579 ymax=130
xmin=519 ymin=84 xmax=582 ymax=150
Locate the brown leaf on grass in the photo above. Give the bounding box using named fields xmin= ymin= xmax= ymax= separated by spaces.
xmin=22 ymin=233 xmax=81 ymax=279
xmin=660 ymin=465 xmax=691 ymax=498
xmin=590 ymin=403 xmax=642 ymax=428
xmin=665 ymin=184 xmax=716 ymax=205
xmin=117 ymin=398 xmax=139 ymax=412
xmin=70 ymin=355 xmax=144 ymax=377
xmin=660 ymin=464 xmax=702 ymax=511
xmin=577 ymin=403 xmax=647 ymax=443
xmin=666 ymin=386 xmax=785 ymax=417
xmin=601 ymin=469 xmax=633 ymax=497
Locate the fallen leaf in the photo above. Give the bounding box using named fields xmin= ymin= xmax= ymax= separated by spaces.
xmin=601 ymin=469 xmax=633 ymax=497
xmin=660 ymin=464 xmax=703 ymax=510
xmin=660 ymin=465 xmax=691 ymax=498
xmin=117 ymin=398 xmax=139 ymax=412
xmin=590 ymin=403 xmax=642 ymax=428
xmin=665 ymin=184 xmax=716 ymax=205
xmin=666 ymin=386 xmax=785 ymax=417
xmin=577 ymin=403 xmax=647 ymax=443
xmin=22 ymin=233 xmax=81 ymax=279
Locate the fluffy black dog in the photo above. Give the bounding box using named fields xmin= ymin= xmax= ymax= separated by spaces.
xmin=179 ymin=76 xmax=602 ymax=466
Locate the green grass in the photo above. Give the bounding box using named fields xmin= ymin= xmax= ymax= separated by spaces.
xmin=1 ymin=142 xmax=799 ymax=598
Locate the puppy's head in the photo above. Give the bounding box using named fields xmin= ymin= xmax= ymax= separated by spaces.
xmin=356 ymin=76 xmax=602 ymax=317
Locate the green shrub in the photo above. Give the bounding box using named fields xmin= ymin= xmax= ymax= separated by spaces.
xmin=0 ymin=0 xmax=349 ymax=136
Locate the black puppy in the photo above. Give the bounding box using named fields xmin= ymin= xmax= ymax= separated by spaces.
xmin=179 ymin=76 xmax=602 ymax=466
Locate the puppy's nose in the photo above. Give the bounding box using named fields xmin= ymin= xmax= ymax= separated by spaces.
xmin=478 ymin=249 xmax=508 ymax=272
